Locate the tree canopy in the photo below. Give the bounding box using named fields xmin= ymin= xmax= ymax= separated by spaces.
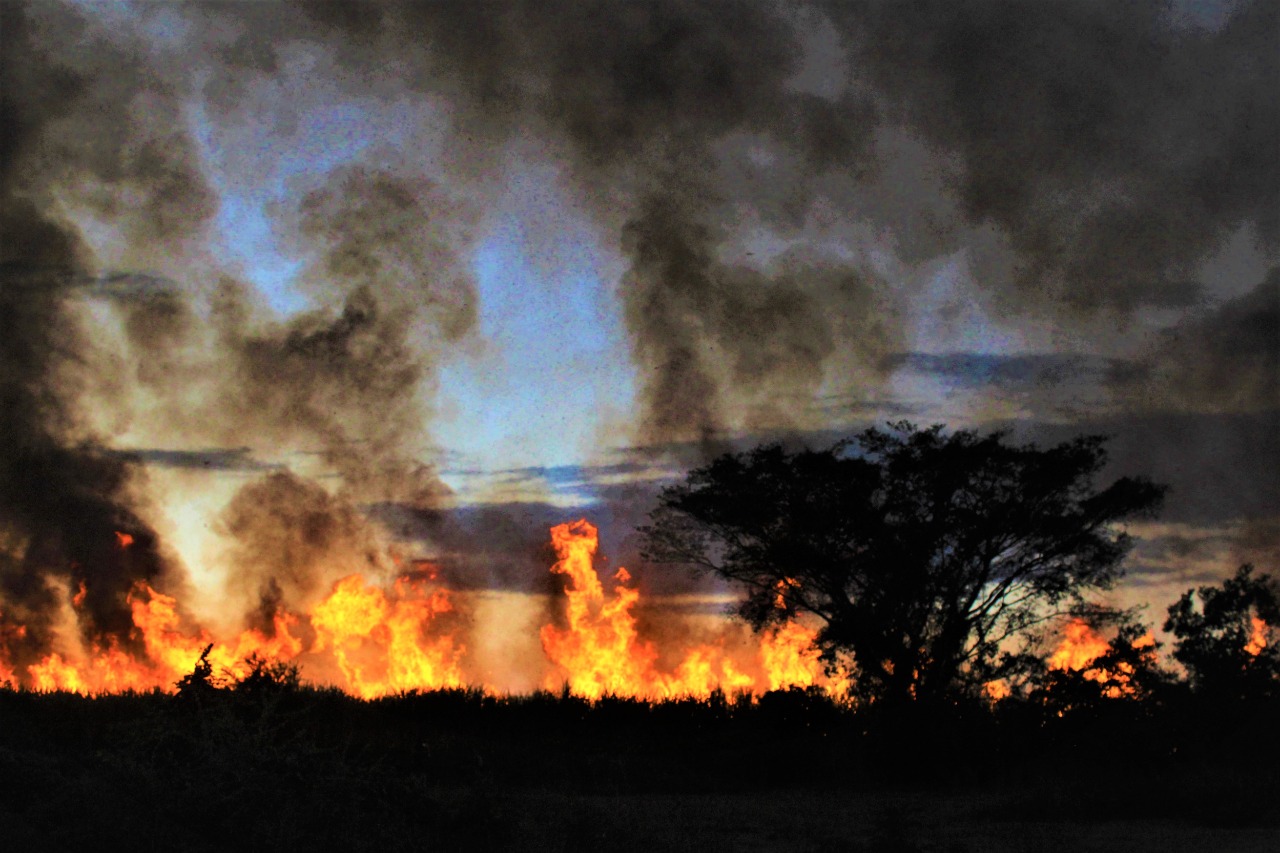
xmin=642 ymin=422 xmax=1166 ymax=707
xmin=1165 ymin=564 xmax=1280 ymax=699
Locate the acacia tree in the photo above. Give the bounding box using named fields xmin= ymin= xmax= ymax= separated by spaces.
xmin=641 ymin=423 xmax=1165 ymax=707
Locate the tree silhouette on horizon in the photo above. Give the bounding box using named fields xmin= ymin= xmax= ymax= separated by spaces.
xmin=642 ymin=422 xmax=1166 ymax=708
xmin=1165 ymin=564 xmax=1280 ymax=700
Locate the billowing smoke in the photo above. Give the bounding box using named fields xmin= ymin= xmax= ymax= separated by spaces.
xmin=1 ymin=0 xmax=1275 ymax=682
xmin=291 ymin=0 xmax=900 ymax=445
xmin=1130 ymin=269 xmax=1280 ymax=412
xmin=0 ymin=2 xmax=196 ymax=660
xmin=844 ymin=0 xmax=1279 ymax=316
xmin=217 ymin=471 xmax=390 ymax=621
xmin=0 ymin=2 xmax=475 ymax=662
xmin=284 ymin=0 xmax=1276 ymax=443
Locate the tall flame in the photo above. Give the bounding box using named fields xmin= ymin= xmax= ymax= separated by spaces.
xmin=760 ymin=620 xmax=823 ymax=691
xmin=538 ymin=519 xmax=844 ymax=700
xmin=539 ymin=519 xmax=677 ymax=699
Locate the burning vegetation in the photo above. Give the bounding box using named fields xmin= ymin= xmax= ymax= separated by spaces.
xmin=0 ymin=514 xmax=1272 ymax=707
xmin=0 ymin=518 xmax=843 ymax=699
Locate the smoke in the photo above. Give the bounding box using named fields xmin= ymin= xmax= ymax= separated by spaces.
xmin=290 ymin=0 xmax=898 ymax=446
xmin=286 ymin=0 xmax=1276 ymax=445
xmin=0 ymin=2 xmax=190 ymax=658
xmin=842 ymin=0 xmax=1279 ymax=316
xmin=2 ymin=0 xmax=1276 ymax=667
xmin=1123 ymin=268 xmax=1280 ymax=412
xmin=217 ymin=471 xmax=391 ymax=620
xmin=0 ymin=2 xmax=474 ymax=660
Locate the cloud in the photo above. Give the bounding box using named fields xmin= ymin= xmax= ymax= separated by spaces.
xmin=108 ymin=447 xmax=279 ymax=473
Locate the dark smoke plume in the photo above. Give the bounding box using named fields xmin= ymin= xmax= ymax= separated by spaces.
xmin=0 ymin=3 xmax=187 ymax=659
xmin=218 ymin=471 xmax=390 ymax=618
xmin=843 ymin=0 xmax=1279 ymax=315
xmin=1123 ymin=269 xmax=1280 ymax=412
xmin=290 ymin=0 xmax=1277 ymax=445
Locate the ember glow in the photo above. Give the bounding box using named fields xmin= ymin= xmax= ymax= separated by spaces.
xmin=1245 ymin=616 xmax=1269 ymax=657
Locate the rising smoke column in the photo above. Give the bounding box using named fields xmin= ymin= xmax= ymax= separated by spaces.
xmin=290 ymin=0 xmax=903 ymax=449
xmin=0 ymin=2 xmax=482 ymax=668
xmin=0 ymin=2 xmax=206 ymax=660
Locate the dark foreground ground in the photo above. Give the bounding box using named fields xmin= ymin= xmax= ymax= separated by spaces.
xmin=2 ymin=684 xmax=1277 ymax=852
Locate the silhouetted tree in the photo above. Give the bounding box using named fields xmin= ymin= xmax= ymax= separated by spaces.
xmin=1015 ymin=611 xmax=1171 ymax=717
xmin=174 ymin=643 xmax=221 ymax=702
xmin=1165 ymin=564 xmax=1280 ymax=700
xmin=642 ymin=423 xmax=1165 ymax=707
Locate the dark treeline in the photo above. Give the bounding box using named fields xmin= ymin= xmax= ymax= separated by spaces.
xmin=2 ymin=655 xmax=1278 ymax=851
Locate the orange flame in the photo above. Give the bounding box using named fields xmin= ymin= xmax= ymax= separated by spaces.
xmin=311 ymin=574 xmax=463 ymax=699
xmin=1046 ymin=619 xmax=1155 ymax=699
xmin=1048 ymin=619 xmax=1112 ymax=672
xmin=538 ymin=519 xmax=755 ymax=699
xmin=773 ymin=577 xmax=800 ymax=610
xmin=539 ymin=519 xmax=846 ymax=701
xmin=1 ymin=517 xmax=858 ymax=700
xmin=539 ymin=519 xmax=665 ymax=699
xmin=1245 ymin=616 xmax=1268 ymax=657
xmin=984 ymin=679 xmax=1012 ymax=701
xmin=760 ymin=621 xmax=823 ymax=691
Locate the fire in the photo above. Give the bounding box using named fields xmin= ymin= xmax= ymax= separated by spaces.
xmin=539 ymin=519 xmax=667 ymax=699
xmin=773 ymin=577 xmax=800 ymax=610
xmin=760 ymin=621 xmax=823 ymax=691
xmin=1245 ymin=616 xmax=1268 ymax=656
xmin=1048 ymin=619 xmax=1112 ymax=672
xmin=6 ymin=582 xmax=308 ymax=695
xmin=1 ymin=517 xmax=851 ymax=699
xmin=984 ymin=679 xmax=1012 ymax=701
xmin=538 ymin=519 xmax=845 ymax=700
xmin=311 ymin=574 xmax=463 ymax=699
xmin=1045 ymin=619 xmax=1156 ymax=699
xmin=0 ymin=569 xmax=460 ymax=696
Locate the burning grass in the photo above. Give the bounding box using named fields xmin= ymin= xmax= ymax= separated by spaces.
xmin=0 ymin=519 xmax=845 ymax=702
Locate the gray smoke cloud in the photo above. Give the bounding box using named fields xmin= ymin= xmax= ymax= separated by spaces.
xmin=2 ymin=0 xmax=1275 ymax=651
xmin=1131 ymin=269 xmax=1280 ymax=412
xmin=841 ymin=0 xmax=1279 ymax=315
xmin=287 ymin=0 xmax=1277 ymax=444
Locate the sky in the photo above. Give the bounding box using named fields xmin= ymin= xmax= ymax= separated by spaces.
xmin=0 ymin=0 xmax=1276 ymax=676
